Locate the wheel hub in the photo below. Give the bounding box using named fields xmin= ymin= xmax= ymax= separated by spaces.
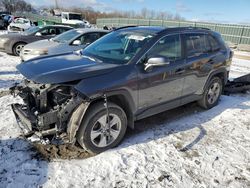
xmin=90 ymin=113 xmax=122 ymax=148
xmin=207 ymin=82 xmax=220 ymax=104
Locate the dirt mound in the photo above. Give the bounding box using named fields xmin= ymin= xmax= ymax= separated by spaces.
xmin=33 ymin=143 xmax=93 ymax=161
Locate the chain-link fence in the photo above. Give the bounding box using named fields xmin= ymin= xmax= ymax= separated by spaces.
xmin=97 ymin=18 xmax=250 ymax=45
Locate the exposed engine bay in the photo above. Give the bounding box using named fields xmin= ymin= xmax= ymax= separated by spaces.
xmin=10 ymin=79 xmax=89 ymax=145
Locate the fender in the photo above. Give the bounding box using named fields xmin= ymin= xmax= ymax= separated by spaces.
xmin=202 ymin=67 xmax=229 ymax=93
xmin=74 ymin=64 xmax=138 ymax=112
xmin=106 ymin=89 xmax=136 ymax=129
xmin=74 ymin=65 xmax=138 ymax=129
xmin=67 ymin=102 xmax=90 ymax=143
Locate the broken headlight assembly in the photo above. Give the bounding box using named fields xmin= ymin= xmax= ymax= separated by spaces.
xmin=10 ymin=79 xmax=86 ymax=144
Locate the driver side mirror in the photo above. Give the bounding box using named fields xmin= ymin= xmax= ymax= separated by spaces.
xmin=72 ymin=40 xmax=81 ymax=46
xmin=35 ymin=32 xmax=42 ymax=37
xmin=144 ymin=57 xmax=170 ymax=72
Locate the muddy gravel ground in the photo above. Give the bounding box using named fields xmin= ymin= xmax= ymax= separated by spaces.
xmin=32 ymin=143 xmax=93 ymax=160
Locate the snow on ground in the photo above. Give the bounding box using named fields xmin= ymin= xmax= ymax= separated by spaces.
xmin=0 ymin=51 xmax=250 ymax=188
xmin=0 ymin=52 xmax=22 ymax=93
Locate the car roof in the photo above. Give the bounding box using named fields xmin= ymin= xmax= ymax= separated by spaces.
xmin=115 ymin=26 xmax=212 ymax=35
xmin=74 ymin=28 xmax=109 ymax=33
xmin=116 ymin=26 xmax=165 ymax=34
xmin=43 ymin=25 xmax=73 ymax=28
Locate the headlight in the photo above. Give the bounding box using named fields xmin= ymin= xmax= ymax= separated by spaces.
xmin=30 ymin=49 xmax=48 ymax=55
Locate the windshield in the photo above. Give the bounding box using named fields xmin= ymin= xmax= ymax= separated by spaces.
xmin=23 ymin=26 xmax=41 ymax=35
xmin=82 ymin=30 xmax=155 ymax=64
xmin=69 ymin=14 xmax=82 ymax=20
xmin=53 ymin=29 xmax=81 ymax=43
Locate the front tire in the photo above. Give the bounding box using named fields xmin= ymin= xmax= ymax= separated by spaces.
xmin=76 ymin=102 xmax=127 ymax=154
xmin=198 ymin=77 xmax=223 ymax=109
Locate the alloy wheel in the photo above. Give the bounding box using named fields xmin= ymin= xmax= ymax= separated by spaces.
xmin=90 ymin=113 xmax=122 ymax=148
xmin=207 ymin=82 xmax=221 ymax=105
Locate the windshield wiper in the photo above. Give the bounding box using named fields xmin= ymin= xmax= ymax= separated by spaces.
xmin=75 ymin=50 xmax=103 ymax=63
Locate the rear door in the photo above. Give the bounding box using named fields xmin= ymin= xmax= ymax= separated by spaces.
xmin=206 ymin=34 xmax=228 ymax=68
xmin=181 ymin=33 xmax=211 ymax=97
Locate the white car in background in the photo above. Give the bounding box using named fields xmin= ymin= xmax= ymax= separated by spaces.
xmin=8 ymin=18 xmax=33 ymax=32
xmin=61 ymin=12 xmax=91 ymax=28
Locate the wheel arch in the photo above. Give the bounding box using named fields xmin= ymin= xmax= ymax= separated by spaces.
xmin=67 ymin=91 xmax=135 ymax=143
xmin=87 ymin=91 xmax=135 ymax=129
xmin=12 ymin=41 xmax=27 ymax=54
xmin=203 ymin=68 xmax=228 ymax=93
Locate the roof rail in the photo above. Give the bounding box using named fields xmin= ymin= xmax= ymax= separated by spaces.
xmin=186 ymin=26 xmax=211 ymax=30
xmin=157 ymin=26 xmax=211 ymax=34
xmin=113 ymin=25 xmax=138 ymax=31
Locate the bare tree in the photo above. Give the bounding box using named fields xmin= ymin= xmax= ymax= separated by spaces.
xmin=0 ymin=0 xmax=33 ymax=13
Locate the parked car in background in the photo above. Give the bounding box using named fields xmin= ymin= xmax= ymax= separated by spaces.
xmin=8 ymin=18 xmax=33 ymax=32
xmin=61 ymin=12 xmax=90 ymax=27
xmin=11 ymin=26 xmax=232 ymax=154
xmin=0 ymin=25 xmax=73 ymax=56
xmin=3 ymin=14 xmax=12 ymax=28
xmin=20 ymin=28 xmax=109 ymax=61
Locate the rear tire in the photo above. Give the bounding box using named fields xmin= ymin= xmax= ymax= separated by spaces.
xmin=13 ymin=42 xmax=26 ymax=56
xmin=76 ymin=102 xmax=127 ymax=154
xmin=198 ymin=77 xmax=223 ymax=109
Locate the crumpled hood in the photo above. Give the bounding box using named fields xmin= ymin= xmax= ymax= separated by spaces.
xmin=17 ymin=52 xmax=119 ymax=84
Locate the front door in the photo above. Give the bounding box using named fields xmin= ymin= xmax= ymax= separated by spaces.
xmin=137 ymin=34 xmax=186 ymax=111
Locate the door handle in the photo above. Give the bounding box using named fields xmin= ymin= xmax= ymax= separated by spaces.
xmin=175 ymin=69 xmax=185 ymax=74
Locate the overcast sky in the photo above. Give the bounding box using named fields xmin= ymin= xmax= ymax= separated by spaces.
xmin=25 ymin=0 xmax=250 ymax=24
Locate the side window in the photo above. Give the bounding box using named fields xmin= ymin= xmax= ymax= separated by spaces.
xmin=147 ymin=34 xmax=182 ymax=61
xmin=62 ymin=14 xmax=67 ymax=19
xmin=56 ymin=28 xmax=61 ymax=35
xmin=208 ymin=35 xmax=221 ymax=52
xmin=57 ymin=28 xmax=70 ymax=35
xmin=100 ymin=32 xmax=107 ymax=37
xmin=79 ymin=33 xmax=100 ymax=45
xmin=185 ymin=33 xmax=208 ymax=58
xmin=40 ymin=28 xmax=49 ymax=35
xmin=48 ymin=28 xmax=56 ymax=35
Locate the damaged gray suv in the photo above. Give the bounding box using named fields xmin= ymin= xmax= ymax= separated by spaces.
xmin=10 ymin=26 xmax=233 ymax=154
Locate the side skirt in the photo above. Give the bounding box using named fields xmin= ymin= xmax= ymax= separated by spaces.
xmin=135 ymin=94 xmax=202 ymax=121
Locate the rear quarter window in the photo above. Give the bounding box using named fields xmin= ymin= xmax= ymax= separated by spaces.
xmin=208 ymin=34 xmax=221 ymax=52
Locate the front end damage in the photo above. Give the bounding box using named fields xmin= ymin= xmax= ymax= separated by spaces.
xmin=10 ymin=79 xmax=89 ymax=145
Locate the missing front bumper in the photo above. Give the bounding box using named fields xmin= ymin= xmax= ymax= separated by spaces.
xmin=11 ymin=103 xmax=58 ymax=142
xmin=11 ymin=103 xmax=35 ymax=136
